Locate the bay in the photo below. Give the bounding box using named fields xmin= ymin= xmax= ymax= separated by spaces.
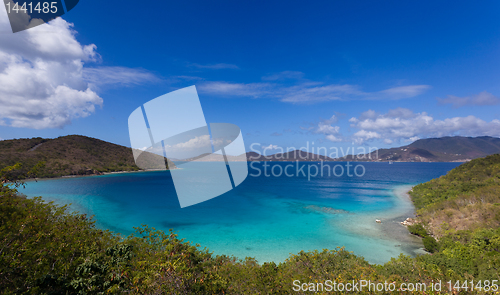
xmin=21 ymin=161 xmax=460 ymax=264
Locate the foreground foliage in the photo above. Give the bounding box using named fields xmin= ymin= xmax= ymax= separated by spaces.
xmin=2 ymin=189 xmax=495 ymax=294
xmin=408 ymin=154 xmax=500 ymax=286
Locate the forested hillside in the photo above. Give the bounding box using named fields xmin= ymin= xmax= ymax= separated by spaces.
xmin=0 ymin=135 xmax=174 ymax=178
xmin=341 ymin=136 xmax=500 ymax=162
xmin=407 ymin=154 xmax=500 ymax=282
xmin=410 ymin=153 xmax=500 ymax=237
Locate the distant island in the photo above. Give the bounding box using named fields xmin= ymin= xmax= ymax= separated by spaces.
xmin=346 ymin=136 xmax=500 ymax=162
xmin=0 ymin=135 xmax=175 ymax=179
xmin=2 ymin=136 xmax=500 ymax=178
xmin=246 ymin=136 xmax=500 ymax=162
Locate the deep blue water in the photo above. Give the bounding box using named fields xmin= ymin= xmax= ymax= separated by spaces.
xmin=21 ymin=162 xmax=460 ymax=264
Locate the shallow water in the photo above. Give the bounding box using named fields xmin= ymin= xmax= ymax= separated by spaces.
xmin=21 ymin=161 xmax=460 ymax=264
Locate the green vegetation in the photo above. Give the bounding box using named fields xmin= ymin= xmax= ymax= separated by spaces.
xmin=408 ymin=224 xmax=428 ymax=237
xmin=407 ymin=153 xmax=500 ymax=282
xmin=422 ymin=236 xmax=439 ymax=253
xmin=410 ymin=153 xmax=500 ymax=236
xmin=1 ymin=154 xmax=500 ymax=294
xmin=0 ymin=135 xmax=174 ymax=178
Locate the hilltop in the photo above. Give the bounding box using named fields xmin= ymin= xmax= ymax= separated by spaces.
xmin=243 ymin=136 xmax=500 ymax=162
xmin=0 ymin=135 xmax=174 ymax=178
xmin=409 ymin=153 xmax=500 ymax=237
xmin=342 ymin=136 xmax=500 ymax=162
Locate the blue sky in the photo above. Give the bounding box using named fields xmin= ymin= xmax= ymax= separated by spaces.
xmin=0 ymin=0 xmax=499 ymax=155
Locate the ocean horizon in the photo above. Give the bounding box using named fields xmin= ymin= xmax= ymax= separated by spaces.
xmin=21 ymin=161 xmax=461 ymax=264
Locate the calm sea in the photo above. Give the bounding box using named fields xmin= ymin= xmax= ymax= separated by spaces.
xmin=21 ymin=161 xmax=460 ymax=264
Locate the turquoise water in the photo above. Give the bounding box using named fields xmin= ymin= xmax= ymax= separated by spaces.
xmin=21 ymin=162 xmax=460 ymax=264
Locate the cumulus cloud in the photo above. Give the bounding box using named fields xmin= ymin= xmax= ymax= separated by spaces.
xmin=0 ymin=11 xmax=157 ymax=129
xmin=314 ymin=115 xmax=342 ymax=142
xmin=198 ymin=78 xmax=430 ymax=104
xmin=0 ymin=13 xmax=103 ymax=129
xmin=325 ymin=135 xmax=342 ymax=142
xmin=438 ymin=91 xmax=500 ymax=108
xmin=349 ymin=108 xmax=500 ymax=144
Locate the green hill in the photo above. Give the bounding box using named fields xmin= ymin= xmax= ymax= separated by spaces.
xmin=405 ymin=154 xmax=500 ymax=281
xmin=409 ymin=153 xmax=500 ymax=237
xmin=409 ymin=136 xmax=500 ymax=159
xmin=0 ymin=135 xmax=174 ymax=178
xmin=345 ymin=136 xmax=500 ymax=162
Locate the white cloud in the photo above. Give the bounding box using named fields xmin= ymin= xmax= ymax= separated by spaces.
xmin=263 ymin=144 xmax=280 ymax=150
xmin=0 ymin=11 xmax=157 ymax=129
xmin=82 ymin=66 xmax=159 ymax=88
xmin=166 ymin=135 xmax=212 ymax=150
xmin=198 ymin=78 xmax=430 ymax=104
xmin=280 ymin=84 xmax=362 ymax=103
xmin=358 ymin=109 xmax=378 ymax=120
xmin=316 ymin=122 xmax=340 ymax=136
xmin=350 ymin=108 xmax=500 ymax=144
xmin=352 ymin=130 xmax=381 ymax=144
xmin=326 ymin=135 xmax=342 ymax=142
xmin=376 ymin=85 xmax=430 ymax=100
xmin=0 ymin=13 xmax=103 ymax=129
xmin=323 ymin=115 xmax=339 ymax=125
xmin=438 ymin=91 xmax=500 ymax=108
xmin=197 ymin=81 xmax=275 ymax=97
xmin=189 ymin=63 xmax=239 ymax=70
xmin=314 ymin=115 xmax=343 ymax=142
xmin=0 ymin=11 xmax=98 ymax=63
